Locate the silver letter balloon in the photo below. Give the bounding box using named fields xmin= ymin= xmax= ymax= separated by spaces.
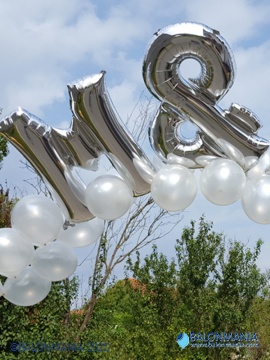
xmin=0 ymin=22 xmax=270 ymax=306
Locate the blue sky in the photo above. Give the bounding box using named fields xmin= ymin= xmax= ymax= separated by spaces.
xmin=1 ymin=0 xmax=270 ymax=282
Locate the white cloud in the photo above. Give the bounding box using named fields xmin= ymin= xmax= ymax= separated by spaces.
xmin=220 ymin=41 xmax=270 ymax=135
xmin=2 ymin=0 xmax=269 ymax=119
xmin=0 ymin=0 xmax=150 ymax=117
xmin=183 ymin=0 xmax=270 ymax=45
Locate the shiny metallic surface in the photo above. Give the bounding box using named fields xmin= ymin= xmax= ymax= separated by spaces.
xmin=0 ymin=73 xmax=154 ymax=222
xmin=2 ymin=21 xmax=270 ymax=224
xmin=144 ymin=22 xmax=270 ymax=167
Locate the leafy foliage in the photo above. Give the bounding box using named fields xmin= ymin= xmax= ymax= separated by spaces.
xmin=0 ymin=278 xmax=79 ymax=360
xmin=97 ymin=217 xmax=266 ymax=360
xmin=0 ymin=187 xmax=15 ymax=228
xmin=76 ymin=195 xmax=182 ymax=339
xmin=0 ymin=189 xmax=268 ymax=359
xmin=0 ymin=136 xmax=8 ymax=169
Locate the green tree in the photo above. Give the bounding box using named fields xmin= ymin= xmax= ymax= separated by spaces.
xmin=245 ymin=283 xmax=270 ymax=360
xmin=85 ymin=216 xmax=267 ymax=360
xmin=0 ymin=136 xmax=8 ymax=168
xmin=175 ymin=218 xmax=266 ymax=332
xmin=76 ymin=196 xmax=181 ymax=341
xmin=0 ymin=187 xmax=15 ymax=228
xmin=0 ymin=108 xmax=9 ymax=168
xmin=0 ymin=215 xmax=267 ymax=360
xmin=0 ymin=278 xmax=79 ymax=360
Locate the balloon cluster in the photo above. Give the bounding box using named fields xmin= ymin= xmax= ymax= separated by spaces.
xmin=1 ymin=21 xmax=270 ymax=306
xmin=0 ymin=195 xmax=104 ymax=306
xmin=142 ymin=149 xmax=270 ymax=225
xmin=1 ymin=147 xmax=270 ymax=306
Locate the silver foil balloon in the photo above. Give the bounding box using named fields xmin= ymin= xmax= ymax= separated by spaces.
xmin=1 ymin=21 xmax=270 ymax=225
xmin=0 ymin=72 xmax=155 ymax=222
xmin=143 ymin=22 xmax=270 ymax=166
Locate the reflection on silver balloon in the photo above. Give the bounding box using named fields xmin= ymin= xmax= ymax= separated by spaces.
xmin=144 ymin=23 xmax=269 ymax=166
xmin=0 ymin=73 xmax=155 ymax=222
xmin=3 ymin=267 xmax=51 ymax=306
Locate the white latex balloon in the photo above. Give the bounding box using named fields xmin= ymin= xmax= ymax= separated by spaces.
xmin=85 ymin=175 xmax=133 ymax=220
xmin=0 ymin=282 xmax=3 ymax=297
xmin=216 ymin=139 xmax=245 ymax=167
xmin=3 ymin=267 xmax=51 ymax=306
xmin=0 ymin=228 xmax=34 ymax=277
xmin=133 ymin=157 xmax=156 ymax=184
xmin=167 ymin=153 xmax=196 ymax=168
xmin=31 ymin=241 xmax=78 ymax=281
xmin=242 ymin=175 xmax=270 ymax=224
xmin=151 ymin=165 xmax=197 ymax=211
xmin=200 ymin=159 xmax=246 ymax=205
xmin=58 ymin=218 xmax=104 ymax=248
xmin=11 ymin=195 xmax=64 ymax=246
xmin=244 ymin=156 xmax=258 ymax=171
xmin=195 ymin=155 xmax=219 ymax=167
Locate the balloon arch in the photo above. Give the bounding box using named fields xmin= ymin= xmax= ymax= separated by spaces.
xmin=0 ymin=22 xmax=269 ymax=306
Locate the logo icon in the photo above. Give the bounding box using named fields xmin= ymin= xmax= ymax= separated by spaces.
xmin=176 ymin=332 xmax=189 ymax=349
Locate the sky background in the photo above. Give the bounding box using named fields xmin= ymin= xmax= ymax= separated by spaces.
xmin=1 ymin=0 xmax=270 ymax=288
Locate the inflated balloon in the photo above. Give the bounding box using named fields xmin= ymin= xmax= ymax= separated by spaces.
xmin=0 ymin=282 xmax=3 ymax=297
xmin=3 ymin=267 xmax=51 ymax=306
xmin=57 ymin=217 xmax=104 ymax=248
xmin=85 ymin=175 xmax=134 ymax=220
xmin=11 ymin=195 xmax=64 ymax=246
xmin=133 ymin=156 xmax=156 ymax=184
xmin=244 ymin=156 xmax=259 ymax=171
xmin=195 ymin=155 xmax=219 ymax=167
xmin=2 ymin=21 xmax=270 ymax=307
xmin=242 ymin=175 xmax=270 ymax=224
xmin=151 ymin=165 xmax=197 ymax=211
xmin=215 ymin=139 xmax=245 ymax=168
xmin=246 ymin=147 xmax=270 ymax=181
xmin=144 ymin=23 xmax=269 ymax=165
xmin=31 ymin=241 xmax=78 ymax=282
xmin=0 ymin=21 xmax=269 ymax=224
xmin=200 ymin=159 xmax=246 ymax=205
xmin=0 ymin=73 xmax=155 ymax=222
xmin=0 ymin=228 xmax=34 ymax=278
xmin=166 ymin=153 xmax=196 ymax=168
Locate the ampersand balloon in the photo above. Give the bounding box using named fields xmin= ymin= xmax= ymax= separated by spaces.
xmin=143 ymin=22 xmax=269 ymax=166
